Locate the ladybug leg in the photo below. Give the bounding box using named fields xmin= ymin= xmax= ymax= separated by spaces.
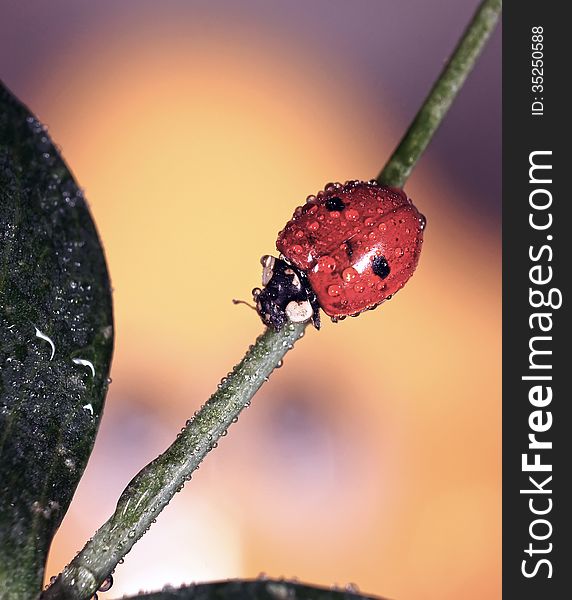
xmin=295 ymin=266 xmax=321 ymax=330
xmin=308 ymin=294 xmax=321 ymax=330
xmin=280 ymin=255 xmax=320 ymax=329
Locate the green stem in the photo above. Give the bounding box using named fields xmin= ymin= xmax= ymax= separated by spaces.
xmin=377 ymin=0 xmax=501 ymax=188
xmin=41 ymin=324 xmax=306 ymax=599
xmin=42 ymin=1 xmax=500 ymax=598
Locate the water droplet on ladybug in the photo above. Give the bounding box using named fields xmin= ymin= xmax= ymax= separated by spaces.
xmin=308 ymin=221 xmax=320 ymax=231
xmin=327 ymin=285 xmax=342 ymax=296
xmin=354 ymin=283 xmax=365 ymax=293
xmin=419 ymin=214 xmax=427 ymax=230
xmin=364 ymin=217 xmax=375 ymax=227
xmin=306 ymin=194 xmax=316 ymax=203
xmin=291 ymin=244 xmax=303 ymax=254
xmin=317 ymin=256 xmax=336 ymax=272
xmin=394 ymin=247 xmax=404 ymax=257
xmin=295 ymin=229 xmax=304 ymax=239
xmin=342 ymin=267 xmax=357 ymax=283
xmin=345 ymin=208 xmax=360 ymax=221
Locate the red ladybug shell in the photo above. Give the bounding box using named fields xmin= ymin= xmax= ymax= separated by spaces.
xmin=276 ymin=180 xmax=425 ymax=319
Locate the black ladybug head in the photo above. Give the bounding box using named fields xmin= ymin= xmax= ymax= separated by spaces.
xmin=253 ymin=256 xmax=320 ymax=331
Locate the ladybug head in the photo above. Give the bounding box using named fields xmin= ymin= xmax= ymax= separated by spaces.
xmin=253 ymin=255 xmax=321 ymax=331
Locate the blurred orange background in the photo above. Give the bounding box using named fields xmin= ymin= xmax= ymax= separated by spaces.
xmin=1 ymin=2 xmax=501 ymax=599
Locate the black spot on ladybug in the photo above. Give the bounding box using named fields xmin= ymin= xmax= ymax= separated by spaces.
xmin=344 ymin=239 xmax=354 ymax=258
xmin=325 ymin=196 xmax=346 ymax=212
xmin=371 ymin=255 xmax=391 ymax=279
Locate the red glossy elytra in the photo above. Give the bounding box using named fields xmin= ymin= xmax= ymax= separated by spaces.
xmin=253 ymin=180 xmax=425 ymax=331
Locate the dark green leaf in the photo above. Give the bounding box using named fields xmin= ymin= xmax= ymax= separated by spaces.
xmin=120 ymin=579 xmax=383 ymax=600
xmin=0 ymin=81 xmax=114 ymax=598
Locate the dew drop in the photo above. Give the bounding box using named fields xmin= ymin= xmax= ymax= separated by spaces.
xmin=72 ymin=358 xmax=96 ymax=377
xmin=308 ymin=221 xmax=320 ymax=231
xmin=345 ymin=209 xmax=359 ymax=221
xmin=98 ymin=575 xmax=113 ymax=593
xmin=317 ymin=256 xmax=336 ymax=272
xmin=342 ymin=267 xmax=357 ymax=283
xmin=327 ymin=285 xmax=342 ymax=297
xmin=34 ymin=326 xmax=56 ymax=360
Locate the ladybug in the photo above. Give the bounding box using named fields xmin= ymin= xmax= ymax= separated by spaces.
xmin=253 ymin=180 xmax=426 ymax=331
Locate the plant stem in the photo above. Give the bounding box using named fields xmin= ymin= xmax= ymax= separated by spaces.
xmin=42 ymin=1 xmax=500 ymax=598
xmin=41 ymin=323 xmax=306 ymax=599
xmin=377 ymin=0 xmax=501 ymax=188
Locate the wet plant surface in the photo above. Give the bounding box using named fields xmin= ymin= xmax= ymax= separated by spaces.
xmin=0 ymin=82 xmax=114 ymax=597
